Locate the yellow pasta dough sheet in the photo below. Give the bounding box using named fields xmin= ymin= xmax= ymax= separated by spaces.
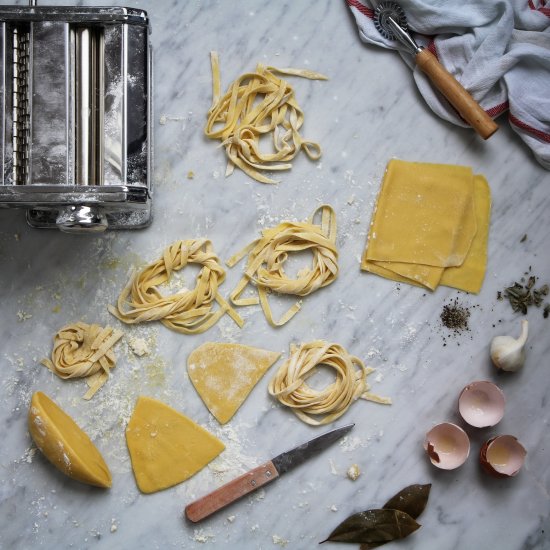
xmin=126 ymin=396 xmax=224 ymax=494
xmin=188 ymin=342 xmax=281 ymax=424
xmin=361 ymin=159 xmax=490 ymax=293
xmin=439 ymin=175 xmax=491 ymax=293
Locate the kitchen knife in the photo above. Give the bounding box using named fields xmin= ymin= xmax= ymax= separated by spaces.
xmin=185 ymin=423 xmax=354 ymax=522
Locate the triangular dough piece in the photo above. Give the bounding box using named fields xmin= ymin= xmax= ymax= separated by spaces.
xmin=187 ymin=342 xmax=281 ymax=424
xmin=28 ymin=392 xmax=112 ymax=488
xmin=126 ymin=396 xmax=224 ymax=494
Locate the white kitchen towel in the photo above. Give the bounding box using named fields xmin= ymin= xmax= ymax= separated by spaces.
xmin=347 ymin=0 xmax=550 ymax=170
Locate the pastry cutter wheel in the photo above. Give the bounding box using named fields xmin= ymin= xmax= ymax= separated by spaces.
xmin=373 ymin=1 xmax=498 ymax=140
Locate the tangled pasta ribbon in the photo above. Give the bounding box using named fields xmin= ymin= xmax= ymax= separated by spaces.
xmin=41 ymin=322 xmax=123 ymax=400
xmin=227 ymin=206 xmax=338 ymax=326
xmin=268 ymin=340 xmax=391 ymax=426
xmin=109 ymin=239 xmax=243 ymax=334
xmin=205 ymin=51 xmax=327 ymax=184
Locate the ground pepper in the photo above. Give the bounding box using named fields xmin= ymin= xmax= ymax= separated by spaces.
xmin=440 ymin=299 xmax=470 ymax=333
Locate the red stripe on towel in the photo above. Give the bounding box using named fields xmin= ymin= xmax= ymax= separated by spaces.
xmin=485 ymin=101 xmax=509 ymax=118
xmin=510 ymin=114 xmax=550 ymax=143
xmin=347 ymin=0 xmax=374 ymax=19
xmin=528 ymin=0 xmax=550 ymax=16
xmin=426 ymin=38 xmax=440 ymax=60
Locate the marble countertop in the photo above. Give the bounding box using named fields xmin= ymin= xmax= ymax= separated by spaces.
xmin=1 ymin=1 xmax=549 ymax=549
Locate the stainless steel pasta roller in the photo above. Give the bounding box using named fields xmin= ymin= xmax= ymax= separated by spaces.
xmin=373 ymin=1 xmax=498 ymax=140
xmin=0 ymin=0 xmax=152 ymax=232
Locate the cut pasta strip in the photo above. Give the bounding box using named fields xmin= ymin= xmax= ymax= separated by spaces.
xmin=205 ymin=52 xmax=327 ymax=184
xmin=41 ymin=322 xmax=123 ymax=400
xmin=109 ymin=239 xmax=243 ymax=335
xmin=268 ymin=340 xmax=391 ymax=426
xmin=227 ymin=205 xmax=338 ymax=326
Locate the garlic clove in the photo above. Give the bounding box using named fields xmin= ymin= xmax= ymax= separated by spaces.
xmin=424 ymin=423 xmax=470 ymax=470
xmin=458 ymin=380 xmax=505 ymax=428
xmin=490 ymin=319 xmax=528 ymax=372
xmin=479 ymin=435 xmax=527 ymax=478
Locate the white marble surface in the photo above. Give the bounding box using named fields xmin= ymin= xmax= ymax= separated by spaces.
xmin=1 ymin=1 xmax=550 ymax=549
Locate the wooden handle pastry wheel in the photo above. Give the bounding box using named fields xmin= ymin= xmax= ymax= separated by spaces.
xmin=373 ymin=1 xmax=499 ymax=140
xmin=415 ymin=49 xmax=498 ymax=140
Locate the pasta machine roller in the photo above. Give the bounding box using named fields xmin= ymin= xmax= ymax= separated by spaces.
xmin=0 ymin=1 xmax=152 ymax=232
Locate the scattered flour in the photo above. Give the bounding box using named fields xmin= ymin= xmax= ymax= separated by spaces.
xmin=207 ymin=422 xmax=258 ymax=482
xmin=17 ymin=310 xmax=33 ymax=322
xmin=339 ymin=436 xmax=364 ymax=452
xmin=19 ymin=447 xmax=37 ymax=464
xmin=272 ymin=534 xmax=289 ymax=547
xmin=253 ymin=489 xmax=266 ymax=502
xmin=192 ymin=528 xmax=215 ymax=543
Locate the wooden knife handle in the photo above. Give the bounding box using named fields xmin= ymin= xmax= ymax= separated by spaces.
xmin=185 ymin=461 xmax=279 ymax=523
xmin=415 ymin=49 xmax=498 ymax=140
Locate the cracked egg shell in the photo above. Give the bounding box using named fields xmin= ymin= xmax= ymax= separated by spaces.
xmin=480 ymin=435 xmax=527 ymax=478
xmin=424 ymin=423 xmax=470 ymax=470
xmin=458 ymin=380 xmax=505 ymax=428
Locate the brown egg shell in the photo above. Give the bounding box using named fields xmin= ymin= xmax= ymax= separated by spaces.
xmin=479 ymin=435 xmax=527 ymax=478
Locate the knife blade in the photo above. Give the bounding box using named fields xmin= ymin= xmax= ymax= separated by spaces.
xmin=184 ymin=423 xmax=354 ymax=522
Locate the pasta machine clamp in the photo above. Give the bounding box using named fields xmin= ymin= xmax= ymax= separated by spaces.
xmin=0 ymin=1 xmax=153 ymax=232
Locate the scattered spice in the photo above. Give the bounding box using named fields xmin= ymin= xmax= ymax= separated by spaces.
xmin=321 ymin=484 xmax=431 ymax=547
xmin=500 ymin=274 xmax=549 ymax=317
xmin=440 ymin=299 xmax=470 ymax=333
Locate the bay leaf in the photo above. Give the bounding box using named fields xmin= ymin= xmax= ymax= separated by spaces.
xmin=360 ymin=484 xmax=431 ymax=550
xmin=321 ymin=509 xmax=420 ymax=544
xmin=382 ymin=483 xmax=432 ymax=519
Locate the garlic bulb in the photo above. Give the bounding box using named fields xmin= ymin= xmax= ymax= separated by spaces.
xmin=490 ymin=320 xmax=528 ymax=372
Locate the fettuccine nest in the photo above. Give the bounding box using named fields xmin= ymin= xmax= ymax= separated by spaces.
xmin=41 ymin=322 xmax=123 ymax=400
xmin=205 ymin=51 xmax=327 ymax=183
xmin=109 ymin=239 xmax=243 ymax=334
xmin=268 ymin=340 xmax=391 ymax=426
xmin=227 ymin=206 xmax=338 ymax=326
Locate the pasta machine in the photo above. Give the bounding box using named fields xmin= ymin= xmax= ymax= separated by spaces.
xmin=0 ymin=1 xmax=152 ymax=232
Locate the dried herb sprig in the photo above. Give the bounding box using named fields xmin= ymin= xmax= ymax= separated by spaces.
xmin=320 ymin=484 xmax=431 ymax=547
xmin=501 ymin=276 xmax=549 ymax=315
